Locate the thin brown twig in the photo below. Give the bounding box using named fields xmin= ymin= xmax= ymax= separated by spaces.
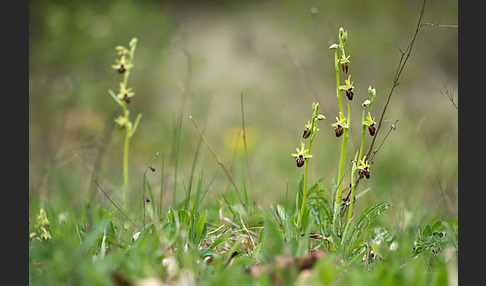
xmin=421 ymin=22 xmax=458 ymax=28
xmin=369 ymin=119 xmax=399 ymax=163
xmin=440 ymin=86 xmax=458 ymax=110
xmin=283 ymin=44 xmax=320 ymax=103
xmin=352 ymin=0 xmax=427 ymax=194
xmin=189 ymin=115 xmax=247 ymax=210
xmin=364 ymin=0 xmax=427 ymax=161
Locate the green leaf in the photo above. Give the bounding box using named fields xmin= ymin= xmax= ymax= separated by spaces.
xmin=109 ymin=89 xmax=123 ymax=107
xmin=261 ymin=215 xmax=283 ymax=257
xmin=345 ymin=202 xmax=391 ymax=260
xmin=129 ymin=113 xmax=143 ymax=137
xmin=195 ymin=211 xmax=207 ymax=245
xmin=177 ymin=209 xmax=190 ymax=226
xmin=166 ymin=207 xmax=175 ymax=223
xmin=421 ymin=225 xmax=432 ymax=237
xmin=210 ymin=228 xmax=232 ymax=250
xmin=199 ymin=247 xmax=215 ymax=258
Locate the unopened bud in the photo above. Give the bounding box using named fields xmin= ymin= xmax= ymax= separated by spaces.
xmin=303 ymin=128 xmax=311 ymax=139
xmin=341 ymin=62 xmax=349 ymax=74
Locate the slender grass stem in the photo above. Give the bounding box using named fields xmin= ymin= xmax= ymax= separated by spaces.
xmin=240 ymin=92 xmax=255 ymax=213
xmin=159 ymin=154 xmax=165 ymax=218
xmin=189 ymin=115 xmax=247 ymax=210
xmin=172 ymin=114 xmax=183 ymax=206
xmin=94 ymin=179 xmax=138 ymax=228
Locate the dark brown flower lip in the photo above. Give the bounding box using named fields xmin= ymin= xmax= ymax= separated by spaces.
xmin=368 ymin=124 xmax=376 ymax=136
xmin=335 ymin=125 xmax=344 ymax=137
xmin=359 ymin=167 xmax=371 ymax=179
xmin=296 ymin=155 xmax=305 ymax=168
xmin=345 ymin=88 xmax=354 ymax=101
xmin=117 ymin=65 xmax=126 ymax=74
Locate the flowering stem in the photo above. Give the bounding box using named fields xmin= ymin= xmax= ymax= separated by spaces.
xmin=332 ymin=46 xmax=348 ymax=232
xmin=110 ymin=38 xmax=140 ymax=211
xmin=296 ymin=104 xmax=319 ymax=228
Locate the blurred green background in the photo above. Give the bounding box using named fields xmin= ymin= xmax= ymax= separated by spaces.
xmin=29 ymin=0 xmax=457 ymax=222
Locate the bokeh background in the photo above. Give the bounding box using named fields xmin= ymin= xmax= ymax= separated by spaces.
xmin=29 ymin=0 xmax=458 ymax=223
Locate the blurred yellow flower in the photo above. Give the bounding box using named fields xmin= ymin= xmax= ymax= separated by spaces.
xmin=223 ymin=126 xmax=258 ymax=154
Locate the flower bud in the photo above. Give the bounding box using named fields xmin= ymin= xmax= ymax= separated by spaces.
xmin=368 ymin=86 xmax=376 ymax=103
xmin=341 ymin=62 xmax=349 ymax=74
xmin=339 ymin=28 xmax=347 ymax=44
xmin=303 ymin=128 xmax=311 ymax=139
xmin=335 ymin=125 xmax=344 ymax=137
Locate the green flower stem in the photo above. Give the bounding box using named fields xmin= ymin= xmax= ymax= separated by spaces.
xmin=334 ymin=50 xmax=344 ymax=116
xmin=347 ymin=131 xmax=365 ymax=223
xmin=111 ymin=38 xmax=140 ymax=211
xmin=333 ymin=123 xmax=348 ymax=229
xmin=121 ymin=68 xmax=131 ymax=209
xmin=296 ymin=104 xmax=319 ymax=228
xmin=332 ymin=45 xmax=348 ymax=232
xmin=297 ymin=156 xmax=310 ymax=227
xmin=122 ymin=111 xmax=130 ymax=208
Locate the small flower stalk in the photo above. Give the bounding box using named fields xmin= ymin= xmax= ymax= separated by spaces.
xmin=109 ymin=37 xmax=142 ymax=209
